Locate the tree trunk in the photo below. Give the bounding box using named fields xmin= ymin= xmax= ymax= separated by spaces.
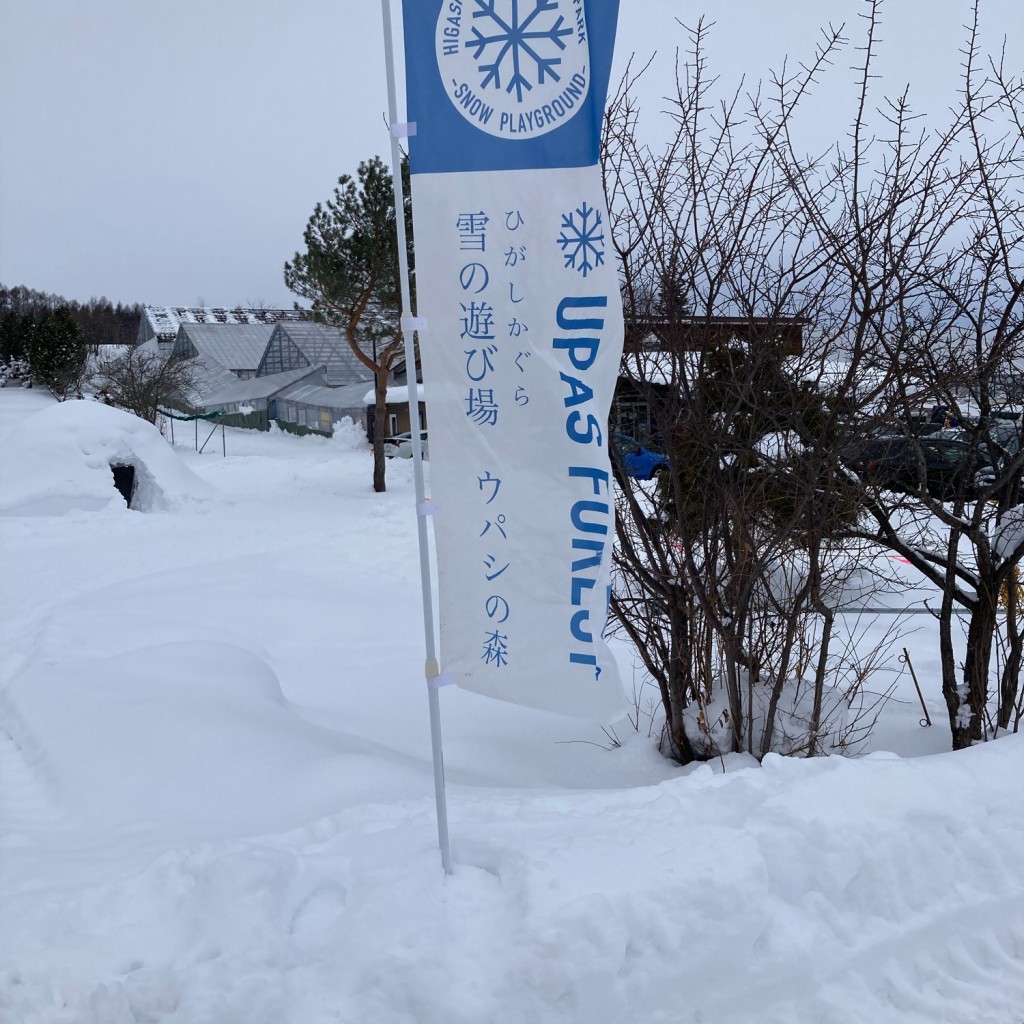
xmin=939 ymin=530 xmax=968 ymax=747
xmin=998 ymin=578 xmax=1021 ymax=730
xmin=806 ymin=606 xmax=834 ymax=757
xmin=721 ymin=639 xmax=745 ymax=754
xmin=960 ymin=576 xmax=998 ymax=747
xmin=665 ymin=593 xmax=696 ymax=762
xmin=372 ymin=367 xmax=389 ymax=493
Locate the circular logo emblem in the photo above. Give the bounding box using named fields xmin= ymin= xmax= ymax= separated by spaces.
xmin=436 ymin=0 xmax=590 ymax=140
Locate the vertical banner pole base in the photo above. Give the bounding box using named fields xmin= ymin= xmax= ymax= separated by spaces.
xmin=428 ymin=684 xmax=452 ymax=872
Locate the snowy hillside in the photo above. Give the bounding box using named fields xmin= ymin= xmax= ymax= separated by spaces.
xmin=1 ymin=388 xmax=1022 ymax=1024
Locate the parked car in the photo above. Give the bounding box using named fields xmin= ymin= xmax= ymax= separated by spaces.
xmin=612 ymin=434 xmax=669 ymax=480
xmin=849 ymin=429 xmax=1007 ymax=501
xmin=383 ymin=430 xmax=428 ymax=459
xmin=913 ymin=414 xmax=1021 ymax=455
xmin=843 ymin=429 xmax=913 ymax=477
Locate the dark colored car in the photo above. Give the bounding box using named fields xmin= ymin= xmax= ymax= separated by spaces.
xmin=918 ymin=416 xmax=1022 ymax=455
xmin=850 ymin=430 xmax=1004 ymax=501
xmin=612 ymin=434 xmax=670 ymax=480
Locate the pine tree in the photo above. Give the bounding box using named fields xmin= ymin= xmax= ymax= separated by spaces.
xmin=284 ymin=156 xmax=414 ymax=493
xmin=0 ymin=312 xmax=32 ymax=362
xmin=26 ymin=306 xmax=87 ymax=400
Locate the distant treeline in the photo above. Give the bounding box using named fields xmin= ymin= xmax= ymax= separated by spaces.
xmin=1 ymin=283 xmax=142 ymax=360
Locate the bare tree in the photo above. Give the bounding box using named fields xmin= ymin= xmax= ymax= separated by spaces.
xmin=604 ymin=0 xmax=1022 ymax=759
xmin=95 ymin=346 xmax=199 ymax=424
xmin=765 ymin=0 xmax=1024 ymax=749
xmin=604 ymin=20 xmax=893 ymax=761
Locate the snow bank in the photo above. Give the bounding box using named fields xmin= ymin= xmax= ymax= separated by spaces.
xmin=2 ymin=640 xmax=413 ymax=839
xmin=4 ymin=736 xmax=1023 ymax=1024
xmin=0 ymin=399 xmax=214 ymax=515
xmin=330 ymin=415 xmax=371 ymax=451
xmin=3 ymin=393 xmax=1024 ymax=1023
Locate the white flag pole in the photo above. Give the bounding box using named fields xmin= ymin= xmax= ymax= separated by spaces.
xmin=380 ymin=0 xmax=452 ymax=876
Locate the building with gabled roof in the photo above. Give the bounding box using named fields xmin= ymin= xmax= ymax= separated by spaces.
xmin=201 ymin=367 xmax=374 ymax=437
xmin=614 ymin=314 xmax=811 ymax=443
xmin=361 ymin=381 xmax=427 ymax=441
xmin=196 ymin=321 xmax=377 ymax=437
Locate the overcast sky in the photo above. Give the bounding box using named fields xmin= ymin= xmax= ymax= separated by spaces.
xmin=0 ymin=1 xmax=1019 ymax=309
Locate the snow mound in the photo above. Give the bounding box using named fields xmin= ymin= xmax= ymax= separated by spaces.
xmin=330 ymin=415 xmax=370 ymax=451
xmin=0 ymin=400 xmax=215 ymax=515
xmin=2 ymin=640 xmax=373 ymax=837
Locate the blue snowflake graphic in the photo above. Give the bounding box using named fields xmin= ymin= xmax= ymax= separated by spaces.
xmin=557 ymin=202 xmax=606 ymax=277
xmin=466 ymin=0 xmax=573 ymax=103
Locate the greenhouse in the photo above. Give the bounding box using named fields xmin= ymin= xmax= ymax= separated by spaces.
xmin=269 ymin=380 xmax=369 ymax=436
xmin=201 ymin=366 xmax=316 ymax=431
xmin=193 ymin=318 xmax=378 ymax=437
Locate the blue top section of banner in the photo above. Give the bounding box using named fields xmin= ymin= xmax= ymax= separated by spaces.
xmin=403 ymin=0 xmax=619 ymax=175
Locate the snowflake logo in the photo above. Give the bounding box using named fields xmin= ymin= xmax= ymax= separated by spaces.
xmin=557 ymin=202 xmax=606 ymax=277
xmin=436 ymin=0 xmax=590 ymax=140
xmin=467 ymin=0 xmax=573 ymax=102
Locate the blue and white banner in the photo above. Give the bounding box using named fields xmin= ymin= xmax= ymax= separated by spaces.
xmin=404 ymin=0 xmax=624 ymax=721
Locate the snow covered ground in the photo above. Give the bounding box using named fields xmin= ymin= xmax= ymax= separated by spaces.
xmin=1 ymin=388 xmax=1022 ymax=1024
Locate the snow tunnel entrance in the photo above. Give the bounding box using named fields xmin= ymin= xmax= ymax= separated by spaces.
xmin=110 ymin=463 xmax=136 ymax=508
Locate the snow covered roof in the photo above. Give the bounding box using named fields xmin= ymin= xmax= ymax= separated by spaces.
xmin=618 ymin=350 xmax=907 ymax=396
xmin=138 ymin=306 xmax=308 ymax=345
xmin=93 ymin=345 xmax=131 ymax=362
xmin=361 ymin=384 xmax=424 ymax=405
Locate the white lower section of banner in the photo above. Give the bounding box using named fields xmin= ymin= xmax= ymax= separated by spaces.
xmin=410 ymin=165 xmax=625 ymax=722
